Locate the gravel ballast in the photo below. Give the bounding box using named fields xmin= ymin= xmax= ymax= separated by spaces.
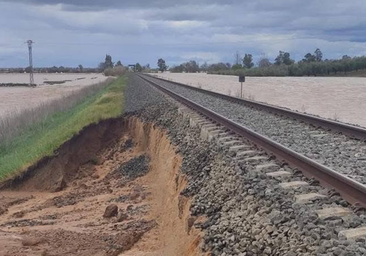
xmin=124 ymin=74 xmax=366 ymax=256
xmin=142 ymin=75 xmax=366 ymax=185
xmin=115 ymin=155 xmax=150 ymax=180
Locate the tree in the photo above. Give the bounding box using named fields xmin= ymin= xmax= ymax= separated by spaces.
xmin=283 ymin=52 xmax=294 ymax=65
xmin=274 ymin=51 xmax=284 ymax=65
xmin=303 ymin=53 xmax=316 ymax=63
xmin=171 ymin=61 xmax=200 ymax=73
xmin=258 ymin=57 xmax=271 ymax=68
xmin=58 ymin=66 xmax=66 ymax=73
xmin=234 ymin=51 xmax=241 ymax=65
xmin=200 ymin=62 xmax=208 ymax=72
xmin=142 ymin=64 xmax=150 ymax=72
xmin=243 ymin=54 xmax=254 ymax=68
xmin=314 ymin=48 xmax=323 ymax=62
xmin=207 ymin=62 xmax=230 ymax=72
xmin=275 ymin=51 xmax=294 ymax=65
xmin=135 ymin=63 xmax=142 ymax=72
xmin=232 ymin=64 xmax=243 ymax=70
xmin=183 ymin=60 xmax=199 ymax=73
xmin=104 ymin=55 xmax=114 ymax=69
xmin=78 ymin=64 xmax=83 ymax=72
xmin=157 ymin=58 xmax=168 ymax=72
xmin=115 ymin=60 xmax=123 ymax=67
xmin=98 ymin=62 xmax=106 ymax=71
xmin=50 ymin=66 xmax=58 ymax=73
xmin=170 ymin=65 xmax=185 ymax=73
xmin=303 ymin=49 xmax=322 ymax=63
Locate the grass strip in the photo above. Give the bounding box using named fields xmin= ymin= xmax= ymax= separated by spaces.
xmin=0 ymin=76 xmax=127 ymax=180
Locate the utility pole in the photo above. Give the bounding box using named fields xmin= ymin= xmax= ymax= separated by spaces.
xmin=26 ymin=40 xmax=35 ymax=86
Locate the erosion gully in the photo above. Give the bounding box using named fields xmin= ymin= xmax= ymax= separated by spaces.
xmin=0 ymin=118 xmax=202 ymax=256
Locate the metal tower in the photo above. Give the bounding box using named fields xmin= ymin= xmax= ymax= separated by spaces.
xmin=27 ymin=40 xmax=35 ymax=86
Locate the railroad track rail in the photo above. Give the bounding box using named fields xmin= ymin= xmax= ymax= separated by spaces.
xmin=137 ymin=73 xmax=366 ymax=210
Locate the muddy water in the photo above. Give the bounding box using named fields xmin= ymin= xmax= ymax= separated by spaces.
xmin=0 ymin=73 xmax=108 ymax=119
xmin=154 ymin=73 xmax=366 ymax=128
xmin=0 ymin=117 xmax=202 ymax=256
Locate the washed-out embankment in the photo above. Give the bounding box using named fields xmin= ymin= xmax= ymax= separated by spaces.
xmin=0 ymin=116 xmax=203 ymax=256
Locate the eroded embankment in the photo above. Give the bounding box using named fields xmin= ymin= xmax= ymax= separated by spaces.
xmin=0 ymin=117 xmax=202 ymax=256
xmin=127 ymin=74 xmax=366 ymax=256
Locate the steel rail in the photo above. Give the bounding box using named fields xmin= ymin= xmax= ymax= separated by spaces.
xmin=138 ymin=74 xmax=366 ymax=208
xmin=142 ymin=74 xmax=366 ymax=141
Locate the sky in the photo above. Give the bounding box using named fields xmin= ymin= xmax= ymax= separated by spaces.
xmin=1 ymin=0 xmax=366 ymax=68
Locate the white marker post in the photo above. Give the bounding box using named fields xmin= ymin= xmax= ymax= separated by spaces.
xmin=239 ymin=75 xmax=245 ymax=98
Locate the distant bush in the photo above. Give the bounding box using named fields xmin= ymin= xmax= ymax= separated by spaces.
xmin=211 ymin=65 xmax=289 ymax=77
xmin=104 ymin=66 xmax=127 ymax=77
xmin=209 ymin=56 xmax=366 ymax=77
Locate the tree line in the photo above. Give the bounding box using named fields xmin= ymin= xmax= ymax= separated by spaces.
xmin=161 ymin=49 xmax=366 ymax=76
xmin=0 ymin=54 xmax=151 ymax=75
xmin=98 ymin=54 xmax=155 ymax=76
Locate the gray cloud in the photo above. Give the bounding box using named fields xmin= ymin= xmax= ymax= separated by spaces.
xmin=1 ymin=0 xmax=366 ymax=67
xmin=0 ymin=0 xmax=237 ymax=10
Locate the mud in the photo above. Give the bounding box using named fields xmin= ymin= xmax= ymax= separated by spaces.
xmin=0 ymin=73 xmax=108 ymax=120
xmin=0 ymin=117 xmax=202 ymax=256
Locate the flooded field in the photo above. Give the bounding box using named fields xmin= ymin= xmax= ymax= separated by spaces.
xmin=153 ymin=73 xmax=366 ymax=128
xmin=0 ymin=73 xmax=108 ymax=118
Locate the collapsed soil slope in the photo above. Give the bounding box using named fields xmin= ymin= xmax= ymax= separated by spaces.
xmin=0 ymin=117 xmax=202 ymax=256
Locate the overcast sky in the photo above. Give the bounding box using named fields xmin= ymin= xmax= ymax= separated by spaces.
xmin=1 ymin=0 xmax=366 ymax=68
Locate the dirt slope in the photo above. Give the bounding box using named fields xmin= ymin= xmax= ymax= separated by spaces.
xmin=0 ymin=118 xmax=202 ymax=256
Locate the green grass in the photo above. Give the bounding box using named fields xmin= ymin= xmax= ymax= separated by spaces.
xmin=0 ymin=76 xmax=127 ymax=180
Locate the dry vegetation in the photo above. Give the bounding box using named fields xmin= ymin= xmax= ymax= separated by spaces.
xmin=104 ymin=66 xmax=127 ymax=77
xmin=0 ymin=78 xmax=114 ymax=147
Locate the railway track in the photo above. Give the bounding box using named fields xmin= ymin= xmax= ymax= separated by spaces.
xmin=137 ymin=73 xmax=366 ymax=212
xmin=144 ymin=74 xmax=366 ymax=140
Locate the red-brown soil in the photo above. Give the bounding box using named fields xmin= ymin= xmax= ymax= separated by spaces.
xmin=0 ymin=118 xmax=203 ymax=256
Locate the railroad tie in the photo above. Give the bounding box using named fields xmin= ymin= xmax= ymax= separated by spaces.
xmin=311 ymin=134 xmax=328 ymax=139
xmin=240 ymin=156 xmax=268 ymax=164
xmin=236 ymin=150 xmax=257 ymax=158
xmin=279 ymin=181 xmax=309 ymax=189
xmin=207 ymin=130 xmax=223 ymax=142
xmin=218 ymin=136 xmax=235 ymax=143
xmin=177 ymin=107 xmax=189 ymax=116
xmin=255 ymin=163 xmax=279 ymax=172
xmin=229 ymin=145 xmax=251 ymax=152
xmin=223 ymin=140 xmax=243 ymax=147
xmin=316 ymin=207 xmax=352 ymax=219
xmin=200 ymin=124 xmax=220 ymax=141
xmin=339 ymin=227 xmax=366 ymax=240
xmin=189 ymin=117 xmax=205 ymax=128
xmin=294 ymin=193 xmax=327 ymax=204
xmin=266 ymin=171 xmax=292 ymax=178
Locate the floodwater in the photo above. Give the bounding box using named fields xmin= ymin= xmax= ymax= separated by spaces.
xmin=0 ymin=73 xmax=108 ymax=118
xmin=153 ymin=73 xmax=366 ymax=128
